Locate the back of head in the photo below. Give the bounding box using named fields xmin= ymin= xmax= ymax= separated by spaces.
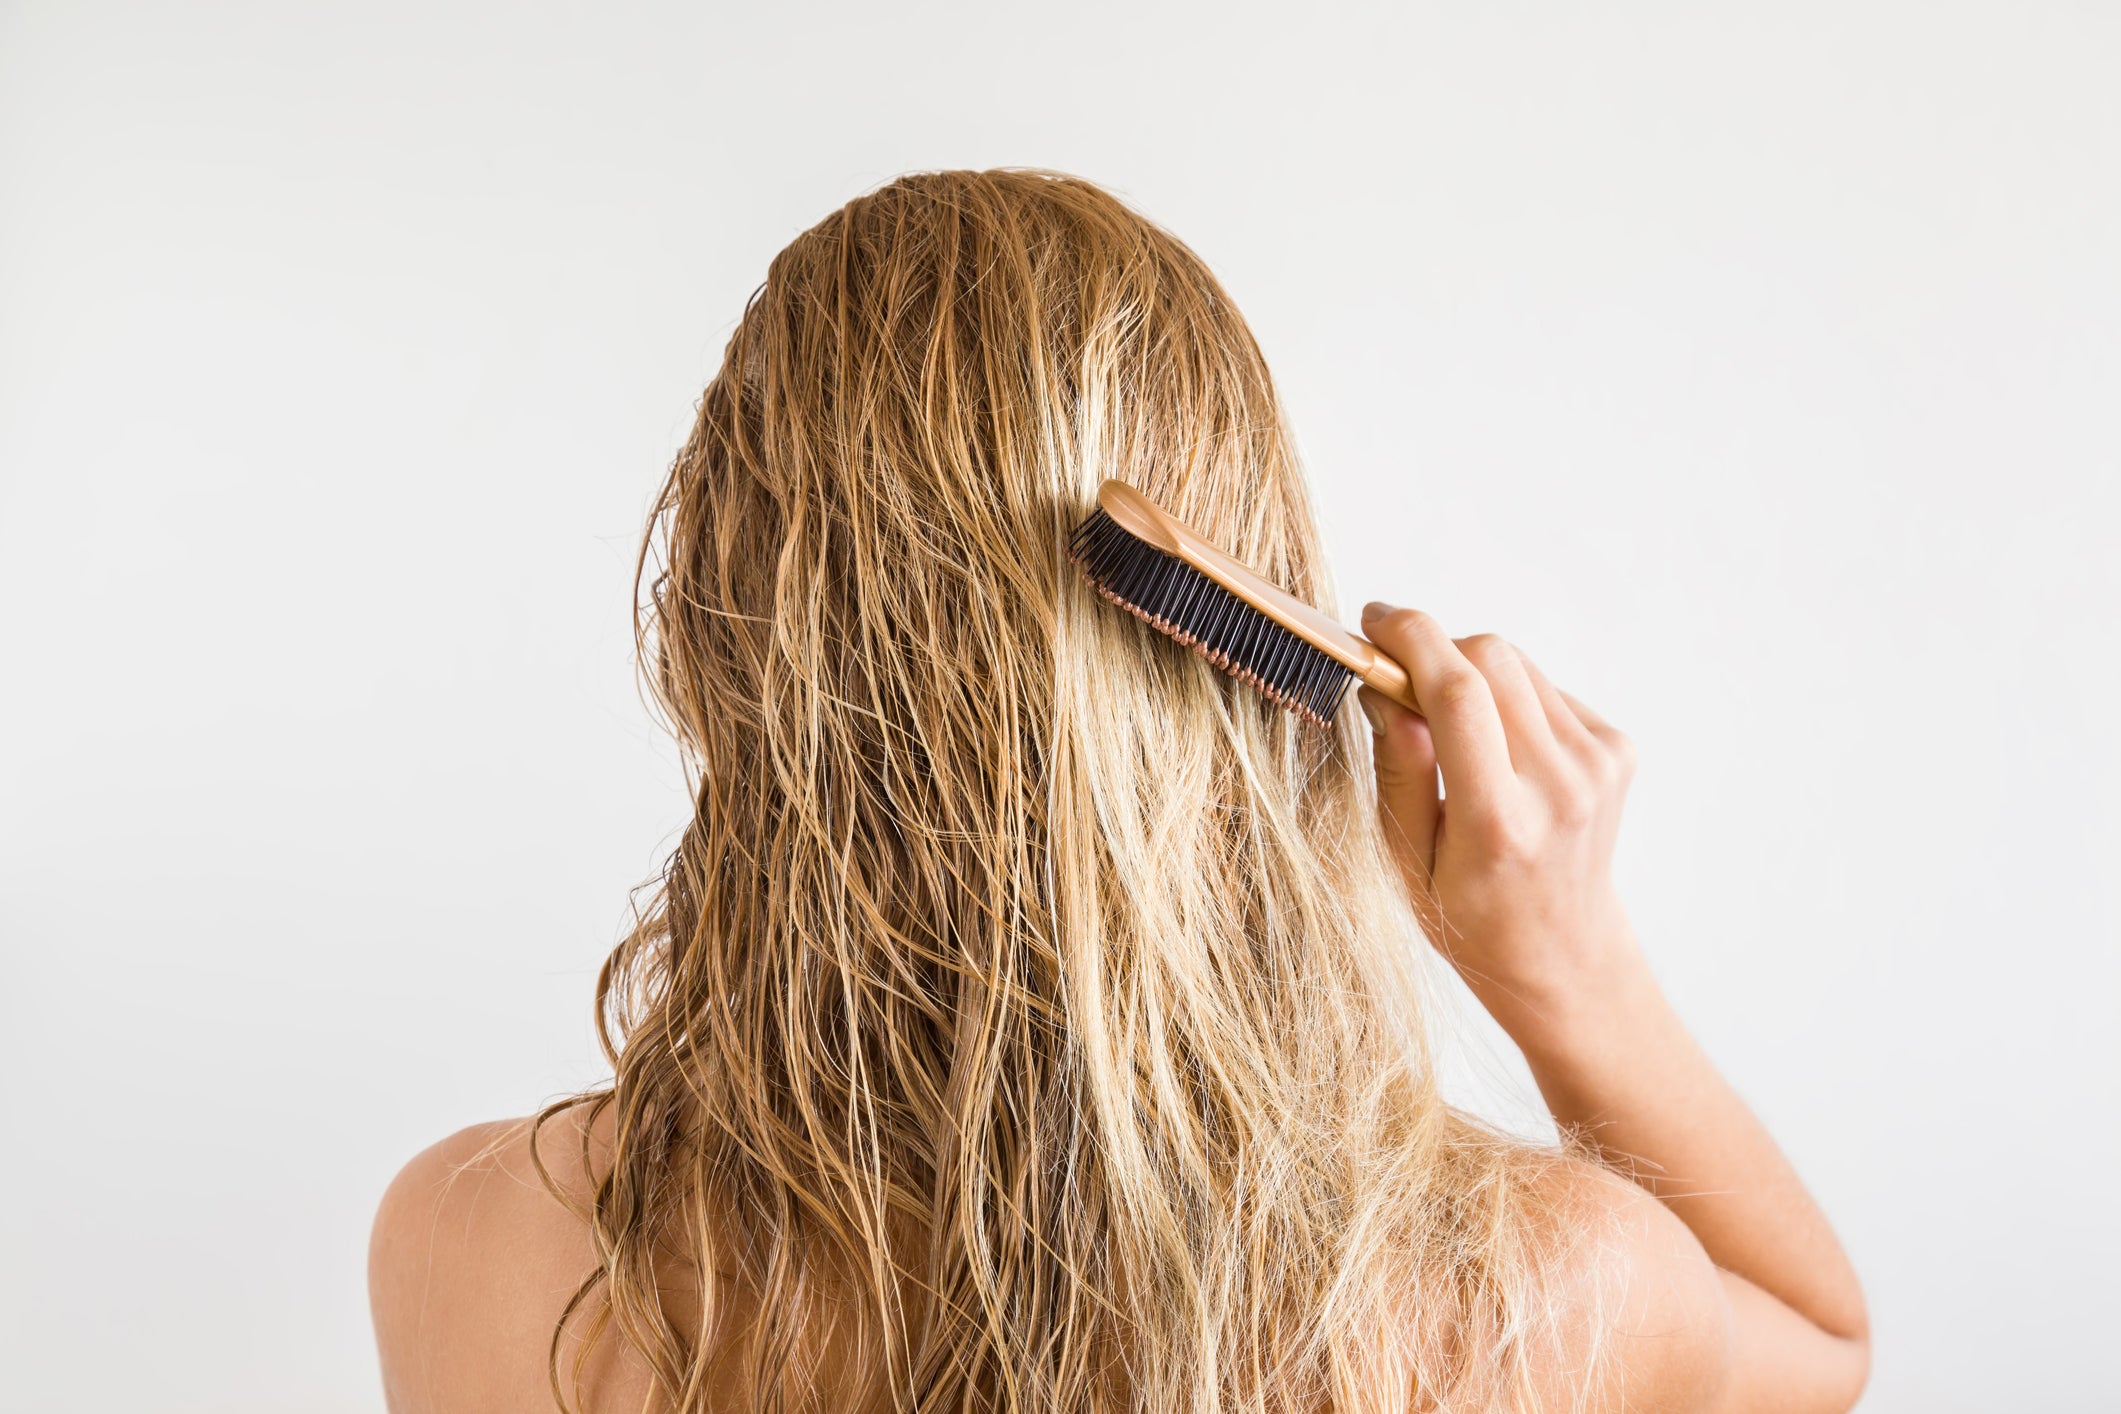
xmin=561 ymin=170 xmax=1561 ymax=1413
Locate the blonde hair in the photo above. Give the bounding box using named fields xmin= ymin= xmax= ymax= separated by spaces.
xmin=537 ymin=169 xmax=1583 ymax=1413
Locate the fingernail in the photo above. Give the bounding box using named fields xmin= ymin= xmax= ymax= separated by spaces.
xmin=1362 ymin=601 xmax=1392 ymax=624
xmin=1358 ymin=688 xmax=1388 ymax=734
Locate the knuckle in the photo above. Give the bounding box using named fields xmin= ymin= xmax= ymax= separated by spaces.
xmin=1377 ymin=607 xmax=1437 ymax=643
xmin=1458 ymin=633 xmax=1515 ymax=668
xmin=1549 ymin=782 xmax=1596 ymax=828
xmin=1429 ymin=669 xmax=1488 ymax=714
xmin=1373 ymin=751 xmax=1421 ymax=791
xmin=1463 ymin=810 xmax=1515 ymax=855
xmin=1604 ymin=729 xmax=1638 ymax=775
xmin=1482 ymin=811 xmax=1538 ymax=859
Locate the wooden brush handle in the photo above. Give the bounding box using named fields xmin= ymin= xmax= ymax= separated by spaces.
xmin=1095 ymin=480 xmax=1425 ymax=717
xmin=1352 ymin=644 xmax=1420 ymax=715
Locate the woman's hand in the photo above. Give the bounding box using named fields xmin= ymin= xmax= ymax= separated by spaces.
xmin=1356 ymin=603 xmax=1641 ymax=1017
xmin=1358 ymin=603 xmax=1871 ymax=1411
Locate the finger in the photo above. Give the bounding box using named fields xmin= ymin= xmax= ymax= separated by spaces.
xmin=1558 ymin=687 xmax=1637 ymax=780
xmin=1515 ymin=651 xmax=1598 ymax=754
xmin=1360 ymin=604 xmax=1514 ymax=810
xmin=1557 ymin=687 xmax=1617 ymax=740
xmin=1454 ymin=633 xmax=1556 ymax=768
xmin=1360 ymin=685 xmax=1440 ymax=884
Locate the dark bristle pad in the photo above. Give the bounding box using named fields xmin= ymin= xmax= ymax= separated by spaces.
xmin=1069 ymin=508 xmax=1356 ymax=728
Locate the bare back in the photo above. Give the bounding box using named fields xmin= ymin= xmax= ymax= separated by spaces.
xmin=369 ymin=1107 xmax=1730 ymax=1414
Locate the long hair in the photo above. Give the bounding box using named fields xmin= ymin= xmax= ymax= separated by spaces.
xmin=537 ymin=169 xmax=1585 ymax=1413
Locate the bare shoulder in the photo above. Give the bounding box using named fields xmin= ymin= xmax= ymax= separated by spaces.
xmin=368 ymin=1102 xmax=657 ymax=1414
xmin=1516 ymin=1155 xmax=1735 ymax=1414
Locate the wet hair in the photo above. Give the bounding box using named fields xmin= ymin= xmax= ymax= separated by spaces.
xmin=536 ymin=168 xmax=1588 ymax=1413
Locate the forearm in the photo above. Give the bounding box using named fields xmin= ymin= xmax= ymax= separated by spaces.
xmin=1470 ymin=937 xmax=1869 ymax=1344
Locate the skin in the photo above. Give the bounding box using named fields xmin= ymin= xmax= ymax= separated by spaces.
xmin=370 ymin=608 xmax=1870 ymax=1413
xmin=369 ymin=1107 xmax=674 ymax=1414
xmin=1356 ymin=602 xmax=1870 ymax=1413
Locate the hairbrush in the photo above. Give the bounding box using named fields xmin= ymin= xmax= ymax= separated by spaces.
xmin=1067 ymin=479 xmax=1422 ymax=728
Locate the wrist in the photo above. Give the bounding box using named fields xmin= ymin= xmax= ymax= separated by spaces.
xmin=1459 ymin=925 xmax=1666 ymax=1063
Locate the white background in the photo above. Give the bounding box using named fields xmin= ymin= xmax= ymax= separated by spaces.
xmin=3 ymin=3 xmax=2115 ymax=1409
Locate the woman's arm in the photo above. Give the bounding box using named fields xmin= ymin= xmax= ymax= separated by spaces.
xmin=1357 ymin=603 xmax=1870 ymax=1413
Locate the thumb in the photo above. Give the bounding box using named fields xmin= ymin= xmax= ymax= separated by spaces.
xmin=1361 ymin=685 xmax=1440 ymax=889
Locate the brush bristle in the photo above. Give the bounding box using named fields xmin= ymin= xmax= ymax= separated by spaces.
xmin=1067 ymin=508 xmax=1354 ymax=728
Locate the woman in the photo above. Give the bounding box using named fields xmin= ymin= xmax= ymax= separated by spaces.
xmin=368 ymin=169 xmax=1868 ymax=1413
